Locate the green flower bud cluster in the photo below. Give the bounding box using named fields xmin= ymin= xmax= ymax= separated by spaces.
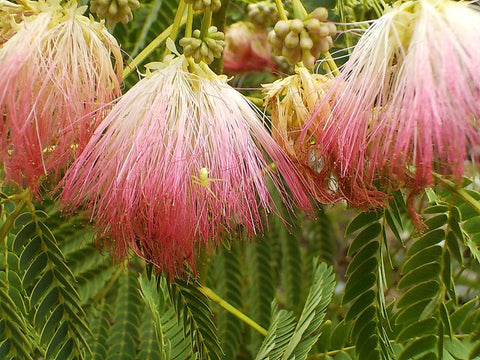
xmin=247 ymin=1 xmax=278 ymax=26
xmin=184 ymin=0 xmax=221 ymax=12
xmin=90 ymin=0 xmax=140 ymax=26
xmin=179 ymin=26 xmax=225 ymax=64
xmin=267 ymin=7 xmax=336 ymax=70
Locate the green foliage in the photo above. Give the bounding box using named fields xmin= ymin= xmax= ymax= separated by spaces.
xmin=305 ymin=208 xmax=335 ymax=268
xmin=106 ymin=272 xmax=143 ymax=360
xmin=1 ymin=178 xmax=480 ymax=360
xmin=256 ymin=260 xmax=336 ymax=360
xmin=246 ymin=232 xmax=276 ymax=352
xmin=342 ymin=211 xmax=392 ymax=360
xmin=15 ymin=214 xmax=91 ymax=360
xmin=87 ymin=302 xmax=112 ymax=360
xmin=168 ymin=279 xmax=223 ymax=360
xmin=213 ymin=243 xmax=243 ymax=359
xmin=0 ymin=278 xmax=35 ymax=360
xmin=280 ymin=218 xmax=303 ymax=311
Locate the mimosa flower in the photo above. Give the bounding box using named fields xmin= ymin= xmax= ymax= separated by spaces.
xmin=223 ymin=21 xmax=276 ymax=74
xmin=306 ymin=0 xmax=480 ymax=215
xmin=61 ymin=55 xmax=313 ymax=278
xmin=0 ymin=0 xmax=122 ymax=193
xmin=263 ymin=66 xmax=336 ymax=203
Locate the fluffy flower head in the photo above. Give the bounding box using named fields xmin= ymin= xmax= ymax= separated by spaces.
xmin=61 ymin=55 xmax=313 ymax=278
xmin=306 ymin=0 xmax=480 ymax=209
xmin=0 ymin=0 xmax=122 ymax=192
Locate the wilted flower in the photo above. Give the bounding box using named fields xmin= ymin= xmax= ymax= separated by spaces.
xmin=0 ymin=0 xmax=122 ymax=192
xmin=306 ymin=0 xmax=480 ymax=217
xmin=223 ymin=21 xmax=276 ymax=74
xmin=61 ymin=55 xmax=313 ymax=278
xmin=263 ymin=66 xmax=336 ymax=203
xmin=0 ymin=0 xmax=24 ymax=45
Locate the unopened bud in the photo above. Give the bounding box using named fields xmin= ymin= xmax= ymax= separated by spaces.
xmin=327 ymin=22 xmax=337 ymax=36
xmin=312 ymin=37 xmax=331 ymax=56
xmin=305 ymin=18 xmax=321 ymax=33
xmin=268 ymin=31 xmax=282 ymax=49
xmin=300 ymin=33 xmax=313 ymax=50
xmin=274 ymin=20 xmax=289 ymax=38
xmin=284 ymin=32 xmax=299 ymax=48
xmin=309 ymin=7 xmax=328 ymax=22
xmin=302 ymin=53 xmax=316 ymax=70
xmin=108 ymin=2 xmax=118 ymax=16
xmin=289 ymin=19 xmax=304 ymax=34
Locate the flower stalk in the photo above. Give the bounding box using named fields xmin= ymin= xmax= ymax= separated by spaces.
xmin=123 ymin=21 xmax=183 ymax=80
xmin=273 ymin=0 xmax=288 ymax=21
xmin=198 ymin=285 xmax=268 ymax=336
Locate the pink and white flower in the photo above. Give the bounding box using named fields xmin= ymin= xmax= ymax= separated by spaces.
xmin=0 ymin=0 xmax=122 ymax=193
xmin=306 ymin=0 xmax=480 ymax=212
xmin=61 ymin=55 xmax=313 ymax=277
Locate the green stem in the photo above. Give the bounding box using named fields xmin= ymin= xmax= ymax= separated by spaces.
xmin=169 ymin=0 xmax=187 ymax=43
xmin=200 ymin=8 xmax=212 ymax=38
xmin=433 ymin=174 xmax=480 ymax=216
xmin=197 ymin=245 xmax=209 ymax=286
xmin=306 ymin=345 xmax=356 ymax=359
xmin=123 ymin=15 xmax=187 ymax=80
xmin=291 ymin=0 xmax=307 ymax=19
xmin=246 ymin=95 xmax=264 ymax=108
xmin=322 ymin=52 xmax=339 ymax=77
xmin=273 ymin=0 xmax=288 ymax=21
xmin=198 ymin=285 xmax=268 ymax=336
xmin=210 ymin=0 xmax=229 ymax=74
xmin=185 ymin=4 xmax=193 ymax=38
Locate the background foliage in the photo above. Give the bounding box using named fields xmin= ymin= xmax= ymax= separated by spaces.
xmin=2 ymin=180 xmax=480 ymax=359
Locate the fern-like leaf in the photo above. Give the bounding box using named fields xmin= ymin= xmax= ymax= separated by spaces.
xmin=305 ymin=208 xmax=335 ymax=269
xmin=86 ymin=302 xmax=112 ymax=360
xmin=281 ymin=260 xmax=335 ymax=360
xmin=342 ymin=211 xmax=392 ymax=360
xmin=255 ymin=259 xmax=335 ymax=360
xmin=168 ymin=280 xmax=223 ymax=360
xmin=280 ymin=220 xmax=303 ymax=311
xmin=247 ymin=234 xmax=275 ymax=353
xmin=14 ymin=215 xmax=91 ymax=359
xmin=0 ymin=278 xmax=36 ymax=359
xmin=106 ymin=272 xmax=143 ymax=360
xmin=138 ymin=274 xmax=168 ymax=359
xmin=394 ymin=203 xmax=451 ymax=360
xmin=255 ymin=303 xmax=296 ymax=360
xmin=213 ymin=243 xmax=243 ymax=359
xmin=160 ymin=307 xmax=192 ymax=360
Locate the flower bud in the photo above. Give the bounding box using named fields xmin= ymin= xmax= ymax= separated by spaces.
xmin=289 ymin=19 xmax=304 ymax=34
xmin=327 ymin=22 xmax=337 ymax=36
xmin=274 ymin=20 xmax=289 ymax=38
xmin=309 ymin=7 xmax=328 ymax=22
xmin=284 ymin=31 xmax=299 ymax=48
xmin=305 ymin=18 xmax=321 ymax=33
xmin=300 ymin=31 xmax=313 ymax=50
